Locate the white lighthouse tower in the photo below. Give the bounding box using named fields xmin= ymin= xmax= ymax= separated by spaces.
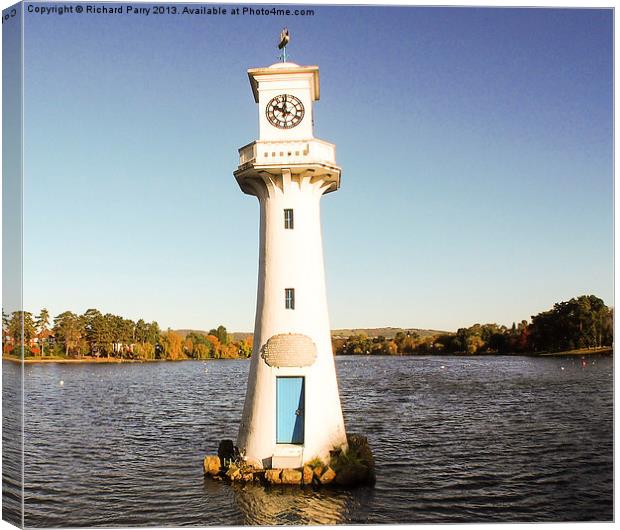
xmin=234 ymin=52 xmax=347 ymax=469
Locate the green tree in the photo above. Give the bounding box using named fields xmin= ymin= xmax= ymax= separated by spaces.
xmin=132 ymin=319 xmax=161 ymax=360
xmin=53 ymin=311 xmax=81 ymax=356
xmin=8 ymin=311 xmax=36 ymax=356
xmin=209 ymin=325 xmax=229 ymax=345
xmin=145 ymin=322 xmax=161 ymax=346
xmin=82 ymin=309 xmax=103 ymax=355
xmin=35 ymin=308 xmax=51 ymax=355
xmin=529 ymin=295 xmax=612 ymax=352
xmin=186 ymin=331 xmax=215 ymax=358
xmin=35 ymin=308 xmax=50 ymax=333
xmin=2 ymin=309 xmax=9 ymax=335
xmin=135 ymin=319 xmax=148 ymax=343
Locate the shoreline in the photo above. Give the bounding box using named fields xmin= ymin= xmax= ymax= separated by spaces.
xmin=2 ymin=356 xmax=189 ymax=364
xmin=3 ymin=347 xmax=612 ymax=364
xmin=537 ymin=347 xmax=613 ymax=357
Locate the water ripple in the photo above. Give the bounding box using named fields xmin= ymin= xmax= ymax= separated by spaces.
xmin=1 ymin=354 xmax=613 ymax=525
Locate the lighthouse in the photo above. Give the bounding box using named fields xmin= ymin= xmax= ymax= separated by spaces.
xmin=234 ymin=52 xmax=348 ymax=469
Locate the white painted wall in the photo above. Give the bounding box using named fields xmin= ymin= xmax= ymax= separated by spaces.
xmin=253 ymin=63 xmax=316 ymax=142
xmin=235 ymin=62 xmax=348 ymax=468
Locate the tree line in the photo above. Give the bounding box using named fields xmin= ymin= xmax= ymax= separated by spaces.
xmin=333 ymin=295 xmax=613 ymax=356
xmin=2 ymin=294 xmax=612 ymax=360
xmin=2 ymin=308 xmax=252 ymax=360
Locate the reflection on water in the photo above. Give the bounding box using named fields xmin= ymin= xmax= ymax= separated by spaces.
xmin=231 ymin=482 xmax=369 ymax=525
xmin=2 ymin=354 xmax=613 ymax=526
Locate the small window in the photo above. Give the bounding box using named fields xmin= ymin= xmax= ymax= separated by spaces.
xmin=285 ymin=288 xmax=295 ymax=310
xmin=284 ymin=209 xmax=294 ymax=229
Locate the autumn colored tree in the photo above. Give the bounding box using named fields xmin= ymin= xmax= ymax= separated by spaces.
xmin=16 ymin=293 xmax=612 ymax=361
xmin=206 ymin=335 xmax=221 ymax=358
xmin=336 ymin=333 xmax=372 ymax=355
xmin=238 ymin=336 xmax=253 ymax=358
xmin=219 ymin=342 xmax=239 ymax=359
xmin=161 ymin=330 xmax=184 ymax=360
xmin=134 ymin=342 xmax=155 ymax=360
xmin=194 ymin=343 xmax=212 ymax=359
xmin=394 ymin=331 xmax=419 ymax=353
xmin=183 ymin=337 xmax=194 ymax=358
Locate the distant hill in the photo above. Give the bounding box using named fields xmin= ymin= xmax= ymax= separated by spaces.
xmin=173 ymin=328 xmax=450 ymax=341
xmin=331 ymin=327 xmax=450 ymax=339
xmin=230 ymin=332 xmax=254 ymax=341
xmin=173 ymin=329 xmax=201 ymax=339
xmin=173 ymin=329 xmax=254 ymax=341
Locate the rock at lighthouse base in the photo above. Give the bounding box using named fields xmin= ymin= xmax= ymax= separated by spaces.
xmin=329 ymin=433 xmax=376 ymax=486
xmin=264 ymin=469 xmax=282 ymax=484
xmin=203 ymin=455 xmax=221 ymax=476
xmin=203 ymin=434 xmax=376 ymax=488
xmin=302 ymin=466 xmax=314 ymax=484
xmin=333 ymin=464 xmax=367 ymax=486
xmin=319 ymin=466 xmax=336 ymax=485
xmin=280 ymin=469 xmax=303 ymax=485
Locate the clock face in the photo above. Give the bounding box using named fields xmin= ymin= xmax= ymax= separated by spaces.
xmin=265 ymin=94 xmax=305 ymax=129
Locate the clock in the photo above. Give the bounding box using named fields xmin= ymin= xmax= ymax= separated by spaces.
xmin=265 ymin=94 xmax=305 ymax=129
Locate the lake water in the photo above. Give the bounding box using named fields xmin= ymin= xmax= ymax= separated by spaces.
xmin=2 ymin=354 xmax=613 ymax=526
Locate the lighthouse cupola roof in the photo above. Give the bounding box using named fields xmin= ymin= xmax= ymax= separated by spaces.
xmin=268 ymin=61 xmax=301 ymax=68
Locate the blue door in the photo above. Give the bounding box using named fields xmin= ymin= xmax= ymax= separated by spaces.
xmin=276 ymin=377 xmax=305 ymax=444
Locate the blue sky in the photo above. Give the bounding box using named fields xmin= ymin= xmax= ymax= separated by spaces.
xmin=8 ymin=3 xmax=614 ymax=331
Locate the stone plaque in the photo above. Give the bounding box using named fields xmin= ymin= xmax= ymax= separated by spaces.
xmin=261 ymin=333 xmax=317 ymax=367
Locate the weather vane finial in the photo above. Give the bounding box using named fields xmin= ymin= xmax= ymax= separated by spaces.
xmin=278 ymin=28 xmax=290 ymax=62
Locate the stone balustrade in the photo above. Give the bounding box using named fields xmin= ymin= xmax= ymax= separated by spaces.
xmin=238 ymin=138 xmax=337 ymax=168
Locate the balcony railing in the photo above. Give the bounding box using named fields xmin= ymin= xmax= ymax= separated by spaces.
xmin=238 ymin=139 xmax=337 ymax=167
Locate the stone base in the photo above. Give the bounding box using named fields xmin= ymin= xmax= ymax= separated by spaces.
xmin=203 ymin=434 xmax=375 ymax=489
